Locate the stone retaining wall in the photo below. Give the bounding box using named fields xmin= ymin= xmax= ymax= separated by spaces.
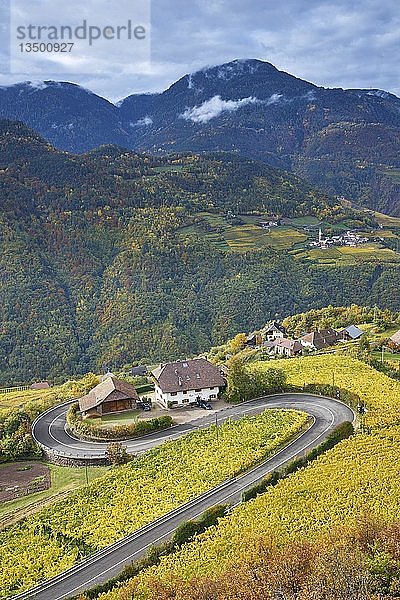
xmin=41 ymin=447 xmax=108 ymax=467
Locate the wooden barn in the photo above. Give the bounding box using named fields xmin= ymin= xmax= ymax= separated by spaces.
xmin=79 ymin=377 xmax=139 ymax=418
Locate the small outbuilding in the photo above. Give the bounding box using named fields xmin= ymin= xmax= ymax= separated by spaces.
xmin=131 ymin=365 xmax=148 ymax=377
xmin=339 ymin=325 xmax=364 ymax=341
xmin=245 ymin=332 xmax=258 ymax=348
xmin=30 ymin=381 xmax=50 ymax=390
xmin=79 ymin=377 xmax=139 ymax=418
xmin=389 ymin=329 xmax=400 ymax=349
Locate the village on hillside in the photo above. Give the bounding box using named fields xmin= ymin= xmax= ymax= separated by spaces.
xmin=245 ymin=320 xmax=365 ymax=357
xmin=69 ymin=320 xmax=400 ymax=421
xmin=2 ymin=319 xmax=399 ymax=425
xmin=309 ymin=228 xmax=369 ymax=250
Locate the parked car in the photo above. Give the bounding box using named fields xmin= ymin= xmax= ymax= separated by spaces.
xmin=200 ymin=402 xmax=212 ymax=410
xmin=137 ymin=401 xmax=152 ymax=411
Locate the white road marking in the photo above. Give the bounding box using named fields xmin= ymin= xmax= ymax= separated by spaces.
xmin=17 ymin=394 xmax=352 ymax=600
xmin=51 ymin=505 xmax=208 ymax=600
xmin=47 ymin=406 xmax=336 ymax=600
xmin=48 ymin=413 xmax=103 ymax=452
xmin=42 ymin=398 xmax=340 ymax=459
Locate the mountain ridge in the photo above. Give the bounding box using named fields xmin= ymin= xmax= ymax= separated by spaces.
xmin=1 ymin=59 xmax=400 ymax=215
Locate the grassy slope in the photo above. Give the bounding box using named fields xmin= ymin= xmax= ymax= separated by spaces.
xmin=0 ymin=463 xmax=109 ymax=524
xmin=101 ymin=355 xmax=400 ymax=599
xmin=0 ymin=387 xmax=57 ymax=410
xmin=297 ymin=243 xmax=400 ymax=267
xmin=374 ymin=211 xmax=400 ymax=228
xmin=179 ymin=212 xmax=400 ymax=264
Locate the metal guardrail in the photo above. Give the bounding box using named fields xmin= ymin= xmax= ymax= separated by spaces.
xmin=10 ymin=477 xmax=235 ymax=599
xmin=11 ymin=392 xmax=354 ymax=599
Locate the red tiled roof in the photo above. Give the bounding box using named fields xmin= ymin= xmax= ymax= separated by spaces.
xmin=274 ymin=338 xmax=303 ymax=352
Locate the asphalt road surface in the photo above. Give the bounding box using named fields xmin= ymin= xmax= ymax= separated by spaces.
xmin=13 ymin=393 xmax=354 ymax=600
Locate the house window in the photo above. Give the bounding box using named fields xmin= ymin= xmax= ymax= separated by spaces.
xmin=170 ymin=392 xmax=177 ymax=396
xmin=195 ymin=389 xmax=202 ymax=392
xmin=183 ymin=390 xmax=188 ymax=395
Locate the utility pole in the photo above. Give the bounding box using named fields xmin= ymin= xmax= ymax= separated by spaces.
xmin=215 ymin=412 xmax=219 ymax=441
xmin=357 ymin=402 xmax=367 ymax=433
xmin=85 ymin=464 xmax=89 ymax=485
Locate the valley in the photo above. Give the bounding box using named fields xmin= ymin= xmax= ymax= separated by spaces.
xmin=1 ymin=0 xmax=400 ymax=593
xmin=0 ymin=119 xmax=398 ymax=384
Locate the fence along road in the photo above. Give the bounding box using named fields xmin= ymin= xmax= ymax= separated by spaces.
xmin=13 ymin=393 xmax=355 ymax=600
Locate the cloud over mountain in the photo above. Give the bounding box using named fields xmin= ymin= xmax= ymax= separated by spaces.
xmin=181 ymin=95 xmax=260 ymax=123
xmin=180 ymin=92 xmax=284 ymax=123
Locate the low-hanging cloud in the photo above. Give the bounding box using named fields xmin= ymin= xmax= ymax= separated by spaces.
xmin=181 ymin=95 xmax=260 ymax=123
xmin=132 ymin=115 xmax=153 ymax=126
xmin=181 ymin=92 xmax=283 ymax=123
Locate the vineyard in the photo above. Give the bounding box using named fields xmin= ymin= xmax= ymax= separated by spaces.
xmin=0 ymin=409 xmax=307 ymax=598
xmin=96 ymin=355 xmax=400 ymax=600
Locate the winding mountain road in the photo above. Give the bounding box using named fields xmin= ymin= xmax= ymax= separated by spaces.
xmin=14 ymin=393 xmax=354 ymax=600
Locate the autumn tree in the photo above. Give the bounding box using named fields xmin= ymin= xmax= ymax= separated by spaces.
xmin=105 ymin=442 xmax=129 ymax=465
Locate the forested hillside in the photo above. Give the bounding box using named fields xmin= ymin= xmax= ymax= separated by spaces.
xmin=0 ymin=120 xmax=399 ymax=384
xmin=3 ymin=60 xmax=400 ymax=214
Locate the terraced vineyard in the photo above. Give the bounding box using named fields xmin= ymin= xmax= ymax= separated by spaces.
xmin=178 ymin=211 xmax=400 ymax=264
xmin=296 ymin=243 xmax=400 ymax=267
xmin=98 ymin=355 xmax=400 ymax=600
xmin=0 ymin=409 xmax=307 ymax=598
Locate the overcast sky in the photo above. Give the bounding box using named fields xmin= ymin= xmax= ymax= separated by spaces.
xmin=1 ymin=0 xmax=399 ymax=102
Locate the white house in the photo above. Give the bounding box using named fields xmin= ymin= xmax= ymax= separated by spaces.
xmin=262 ymin=320 xmax=287 ymax=342
xmin=264 ymin=338 xmax=302 ymax=358
xmin=151 ymin=358 xmax=226 ymax=409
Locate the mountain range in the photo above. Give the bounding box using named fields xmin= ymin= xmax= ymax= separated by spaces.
xmin=1 ymin=59 xmax=400 ymax=215
xmin=0 ymin=118 xmax=398 ymax=383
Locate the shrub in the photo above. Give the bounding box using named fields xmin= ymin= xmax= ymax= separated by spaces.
xmin=66 ymin=403 xmax=173 ymax=441
xmin=105 ymin=442 xmax=129 ymax=465
xmin=225 ymin=355 xmax=288 ymax=404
